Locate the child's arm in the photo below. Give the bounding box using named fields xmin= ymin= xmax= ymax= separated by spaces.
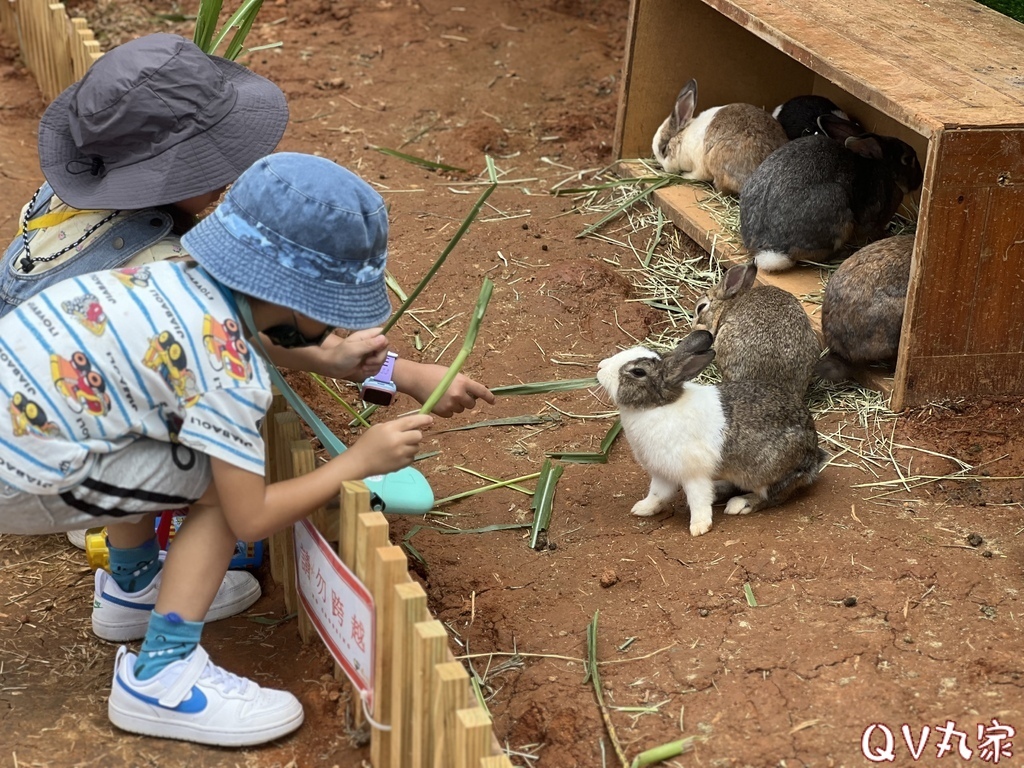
xmin=209 ymin=413 xmax=432 ymax=542
xmin=260 ymin=328 xmax=389 ymax=382
xmin=391 ymin=358 xmax=495 ymax=417
xmin=261 ymin=328 xmax=495 ymax=417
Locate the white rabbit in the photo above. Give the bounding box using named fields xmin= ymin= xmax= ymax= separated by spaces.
xmin=597 ymin=331 xmax=825 ymax=536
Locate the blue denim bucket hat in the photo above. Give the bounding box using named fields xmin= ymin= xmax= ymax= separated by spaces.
xmin=181 ymin=153 xmax=391 ymax=329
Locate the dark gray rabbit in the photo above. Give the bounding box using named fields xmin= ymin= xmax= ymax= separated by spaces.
xmin=817 ymin=234 xmax=914 ymax=382
xmin=597 ymin=330 xmax=826 ymax=537
xmin=740 ymin=115 xmax=923 ymax=273
xmin=772 ymin=95 xmax=863 ymax=140
xmin=693 ymin=261 xmax=821 ymax=396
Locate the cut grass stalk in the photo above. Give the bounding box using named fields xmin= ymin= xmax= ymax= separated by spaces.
xmin=418 ymin=277 xmax=494 ymax=414
xmin=492 ymin=377 xmax=599 ymax=396
xmin=455 ymin=466 xmax=535 ymax=496
xmin=440 ymin=414 xmax=559 ymax=433
xmin=372 ymin=145 xmax=467 ymax=173
xmin=577 ymin=177 xmax=675 ymax=239
xmin=547 ymin=418 xmax=622 ymax=463
xmin=434 ymin=472 xmax=542 ymax=507
xmin=585 ymin=611 xmax=630 ymax=768
xmin=383 ymin=157 xmax=499 ymax=335
xmin=308 ymin=373 xmax=371 ymax=428
xmin=744 ymin=582 xmax=757 ymax=607
xmin=529 ymin=459 xmax=564 ymax=550
xmin=630 ymin=737 xmax=699 ymax=768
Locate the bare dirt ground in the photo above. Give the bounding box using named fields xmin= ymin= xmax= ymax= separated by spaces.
xmin=2 ymin=2 xmax=1023 ymax=767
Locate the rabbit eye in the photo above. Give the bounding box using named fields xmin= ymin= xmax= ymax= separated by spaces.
xmin=628 ymin=367 xmax=647 ymax=378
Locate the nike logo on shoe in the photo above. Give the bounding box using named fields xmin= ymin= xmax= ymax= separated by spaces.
xmin=116 ymin=676 xmax=209 ymax=714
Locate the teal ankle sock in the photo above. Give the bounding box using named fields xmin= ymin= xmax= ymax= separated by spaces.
xmin=134 ymin=611 xmax=203 ymax=681
xmin=107 ymin=536 xmax=161 ymax=593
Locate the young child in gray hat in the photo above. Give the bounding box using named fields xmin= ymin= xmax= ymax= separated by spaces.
xmin=0 ymin=151 xmax=493 ymax=746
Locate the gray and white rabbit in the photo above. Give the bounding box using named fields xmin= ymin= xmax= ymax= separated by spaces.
xmin=693 ymin=261 xmax=821 ymax=396
xmin=740 ymin=114 xmax=923 ymax=272
xmin=652 ymin=79 xmax=788 ymax=196
xmin=772 ymin=95 xmax=862 ymax=140
xmin=597 ymin=330 xmax=826 ymax=537
xmin=817 ymin=234 xmax=915 ymax=382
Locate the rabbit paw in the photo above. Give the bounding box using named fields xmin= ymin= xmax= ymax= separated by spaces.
xmin=631 ymin=498 xmax=663 ymax=517
xmin=724 ymin=495 xmax=756 ymax=515
xmin=689 ymin=514 xmax=713 ymax=537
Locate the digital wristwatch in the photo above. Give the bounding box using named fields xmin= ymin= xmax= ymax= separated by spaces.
xmin=360 ymin=351 xmax=398 ymax=406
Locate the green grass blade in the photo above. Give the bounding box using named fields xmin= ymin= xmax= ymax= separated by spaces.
xmin=308 ymin=372 xmax=370 ymax=428
xmin=544 ymin=451 xmax=607 ymax=464
xmin=222 ymin=0 xmax=264 ymax=60
xmin=600 ymin=419 xmax=623 ymax=454
xmin=529 ymin=459 xmax=563 ymax=549
xmin=372 ymin=146 xmax=467 ymax=173
xmin=744 ymin=582 xmax=758 ymax=607
xmin=193 ymin=0 xmax=223 ymax=51
xmin=630 ymin=738 xmax=698 ymax=768
xmin=440 ymin=414 xmax=557 ymax=433
xmin=438 ymin=522 xmax=532 ymax=535
xmin=382 ymin=160 xmax=498 ymax=335
xmin=385 ymin=270 xmax=408 ymax=302
xmin=418 ymin=278 xmax=494 ymax=415
xmin=491 ymin=377 xmax=599 ymax=396
xmin=576 ymin=176 xmax=673 ymax=239
xmin=434 ymin=472 xmax=540 ymax=506
xmin=209 ymin=0 xmax=264 ymax=58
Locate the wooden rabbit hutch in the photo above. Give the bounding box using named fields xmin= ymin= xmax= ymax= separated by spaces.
xmin=614 ymin=0 xmax=1024 ymax=410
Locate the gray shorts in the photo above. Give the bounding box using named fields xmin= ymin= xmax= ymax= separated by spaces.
xmin=0 ymin=439 xmax=212 ymax=535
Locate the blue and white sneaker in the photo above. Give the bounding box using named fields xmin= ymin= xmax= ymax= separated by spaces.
xmin=92 ymin=566 xmax=261 ymax=642
xmin=108 ymin=645 xmax=304 ymax=746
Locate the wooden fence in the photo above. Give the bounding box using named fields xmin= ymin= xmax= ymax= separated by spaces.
xmin=264 ymin=394 xmax=513 ymax=768
xmin=0 ymin=0 xmax=101 ymax=101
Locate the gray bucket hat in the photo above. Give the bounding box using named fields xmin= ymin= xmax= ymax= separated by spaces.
xmin=181 ymin=152 xmax=392 ymax=330
xmin=38 ymin=33 xmax=288 ymax=209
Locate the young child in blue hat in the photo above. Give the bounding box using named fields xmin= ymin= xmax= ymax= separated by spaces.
xmin=0 ymin=152 xmax=493 ymax=746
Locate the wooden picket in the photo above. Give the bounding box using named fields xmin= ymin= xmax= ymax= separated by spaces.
xmin=0 ymin=0 xmax=102 ymax=101
xmin=265 ymin=394 xmax=508 ymax=768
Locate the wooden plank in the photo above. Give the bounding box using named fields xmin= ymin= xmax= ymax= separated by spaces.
xmin=431 ymin=661 xmax=471 ymax=768
xmin=263 ymin=394 xmax=289 ymax=584
xmin=390 ymin=582 xmax=429 ymax=768
xmin=453 ymin=708 xmax=493 ymax=768
xmin=340 ymin=481 xmax=369 ymax=569
xmin=352 ymin=511 xmax=389 ymax=729
xmin=479 ymin=758 xmax=515 ymax=768
xmin=614 ymin=0 xmax=812 ymax=158
xmin=370 ymin=545 xmax=410 ymax=768
xmin=411 ymin=621 xmax=450 ymax=768
xmin=270 ymin=411 xmax=302 ymax=612
xmin=895 ymin=128 xmax=1024 ymax=406
xmin=290 ymin=440 xmax=317 ymax=644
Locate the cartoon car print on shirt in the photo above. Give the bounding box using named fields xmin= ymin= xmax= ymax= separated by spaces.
xmin=50 ymin=351 xmax=112 ymax=416
xmin=61 ymin=293 xmax=107 ymax=336
xmin=9 ymin=392 xmax=62 ymax=438
xmin=143 ymin=331 xmax=200 ymax=406
xmin=202 ymin=315 xmax=252 ymax=382
xmin=113 ymin=265 xmax=151 ymax=289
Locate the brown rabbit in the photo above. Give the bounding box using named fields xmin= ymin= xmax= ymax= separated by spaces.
xmin=693 ymin=262 xmax=821 ymax=397
xmin=652 ymin=79 xmax=788 ymax=196
xmin=817 ymin=234 xmax=914 ymax=382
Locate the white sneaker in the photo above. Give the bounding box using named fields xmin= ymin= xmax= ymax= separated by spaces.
xmin=92 ymin=566 xmax=261 ymax=642
xmin=108 ymin=645 xmax=304 ymax=746
xmin=67 ymin=528 xmax=88 ymax=549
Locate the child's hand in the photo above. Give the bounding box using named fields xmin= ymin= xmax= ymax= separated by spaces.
xmin=400 ymin=363 xmax=495 ymax=417
xmin=323 ymin=328 xmax=390 ymax=381
xmin=349 ymin=414 xmax=433 ymax=477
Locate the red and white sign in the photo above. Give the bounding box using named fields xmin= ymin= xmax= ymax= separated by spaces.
xmin=293 ymin=518 xmax=375 ymax=710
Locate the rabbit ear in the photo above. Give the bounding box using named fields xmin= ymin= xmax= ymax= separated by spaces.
xmin=663 ymin=329 xmax=715 ymax=386
xmin=844 ymin=135 xmax=885 ymax=160
xmin=722 ymin=262 xmax=758 ymax=298
xmin=817 ymin=113 xmax=863 ymax=143
xmin=672 ymin=80 xmax=698 ymax=131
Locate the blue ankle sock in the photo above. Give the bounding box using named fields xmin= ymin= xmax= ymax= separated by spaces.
xmin=134 ymin=611 xmax=203 ymax=681
xmin=107 ymin=536 xmax=161 ymax=593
